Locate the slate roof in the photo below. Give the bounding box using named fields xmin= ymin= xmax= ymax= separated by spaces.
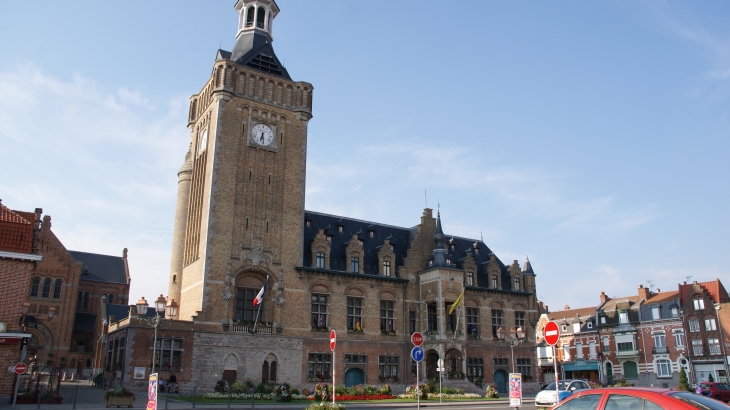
xmin=680 ymin=280 xmax=730 ymax=305
xmin=68 ymin=251 xmax=127 ymax=284
xmin=303 ymin=211 xmax=526 ymax=292
xmin=220 ymin=30 xmax=291 ymax=80
xmin=0 ymin=202 xmax=35 ymax=254
xmin=640 ymin=290 xmax=680 ymax=321
xmin=548 ymin=306 xmax=597 ymax=321
xmin=106 ymin=304 xmax=133 ymax=322
xmin=598 ymin=295 xmax=641 ymax=326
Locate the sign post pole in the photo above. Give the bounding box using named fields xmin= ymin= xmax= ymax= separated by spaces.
xmin=411 ymin=346 xmax=424 ymax=410
xmin=543 ymin=320 xmax=561 ymax=406
xmin=330 ymin=330 xmax=336 ymax=406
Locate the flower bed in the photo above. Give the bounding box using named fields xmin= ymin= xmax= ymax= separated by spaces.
xmin=309 ymin=394 xmax=395 ymax=401
xmin=203 ymin=392 xmax=308 ymax=401
xmin=397 ymin=392 xmax=481 ymax=399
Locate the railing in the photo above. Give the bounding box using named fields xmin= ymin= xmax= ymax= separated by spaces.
xmin=231 ymin=324 xmax=272 ymax=334
xmin=652 ymin=346 xmax=668 ymax=354
xmin=616 ymin=348 xmax=640 ymax=357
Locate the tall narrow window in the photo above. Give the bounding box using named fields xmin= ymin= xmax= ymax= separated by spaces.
xmin=515 ymin=311 xmax=526 ymax=328
xmin=576 ymin=342 xmax=584 ymax=359
xmin=256 ymin=7 xmax=265 ymax=28
xmin=53 ymin=280 xmax=62 ymax=299
xmin=31 ymin=277 xmax=40 ymax=297
xmin=708 ymin=339 xmax=721 ymax=355
xmin=82 ymin=292 xmax=89 ymax=310
xmin=467 ymin=271 xmax=474 ymax=286
xmin=269 ymin=361 xmax=277 ymax=383
xmin=692 ymin=339 xmax=703 ymax=356
xmin=446 ymin=302 xmax=456 ymax=331
xmin=652 ymin=307 xmax=660 ymax=320
xmin=316 ymin=252 xmax=325 ymax=269
xmin=705 ymin=318 xmax=717 ymax=331
xmin=409 ymin=310 xmax=417 ymax=334
xmin=619 ymin=312 xmax=628 ymax=324
xmin=236 ymin=288 xmax=259 ymax=322
xmin=653 ymin=332 xmax=666 ymax=348
xmin=42 ymin=278 xmax=52 ymax=298
xmin=467 ymin=308 xmax=479 ymax=336
xmin=380 ymin=300 xmax=395 ymax=333
xmin=427 ymin=304 xmax=437 ymax=332
xmin=694 ymin=298 xmax=705 ymax=310
xmin=351 ymin=257 xmax=359 ymax=273
xmin=262 ymin=361 xmax=270 ymax=383
xmin=246 ymin=6 xmax=255 ymax=27
xmin=514 ymin=278 xmax=520 ymax=291
xmin=491 ymin=275 xmax=498 ymax=289
xmin=347 ymin=298 xmax=362 ymax=332
xmin=383 ymin=260 xmax=391 ymax=277
xmin=492 ymin=310 xmax=503 ymax=338
xmin=674 ymin=330 xmax=685 ymax=347
xmin=311 ymin=294 xmax=328 ymax=329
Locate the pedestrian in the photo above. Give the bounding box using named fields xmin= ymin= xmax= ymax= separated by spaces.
xmin=169 ymin=373 xmax=178 ymax=393
xmin=695 ymin=384 xmax=703 ymax=395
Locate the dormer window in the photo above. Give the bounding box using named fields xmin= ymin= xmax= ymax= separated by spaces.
xmin=587 ymin=321 xmax=593 ymax=329
xmin=514 ymin=278 xmax=520 ymax=291
xmin=651 ymin=306 xmax=660 ymax=320
xmin=693 ymin=298 xmax=704 ymax=310
xmin=475 ymin=248 xmax=479 ymax=254
xmin=306 ymin=220 xmax=311 ymax=228
xmin=369 ymin=231 xmax=374 ymax=238
xmin=256 ymin=7 xmax=265 ymax=29
xmin=450 ymin=244 xmax=455 ymax=250
xmin=327 ymin=235 xmax=332 ymax=243
xmin=359 ymin=240 xmax=364 ymax=246
xmin=467 ymin=271 xmax=474 ymax=286
xmin=338 ymin=226 xmax=343 ymax=233
xmin=600 ymin=316 xmax=606 ymax=324
xmin=573 ymin=323 xmax=581 ymax=333
xmin=562 ymin=325 xmax=567 ymax=332
xmin=446 ymin=258 xmax=451 ymax=264
xmin=619 ymin=312 xmax=628 ymax=324
xmin=246 ymin=6 xmax=254 ymax=27
xmin=428 ymin=260 xmax=433 ymax=267
xmin=670 ymin=307 xmax=678 ymax=317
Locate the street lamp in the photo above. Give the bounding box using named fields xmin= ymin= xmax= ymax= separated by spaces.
xmin=135 ymin=295 xmax=178 ymax=374
xmin=497 ymin=326 xmax=527 ymax=373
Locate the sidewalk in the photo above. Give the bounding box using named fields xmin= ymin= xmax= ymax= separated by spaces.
xmin=0 ymin=382 xmax=536 ymax=410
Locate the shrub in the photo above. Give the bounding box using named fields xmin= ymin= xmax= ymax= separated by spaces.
xmin=485 ymin=384 xmax=499 ymax=398
xmin=291 ymin=388 xmax=299 ymax=395
xmin=709 ymin=373 xmax=715 ymax=383
xmin=305 ymin=402 xmax=346 ymax=410
xmin=378 ymin=384 xmax=392 ymax=396
xmin=404 ymin=384 xmax=428 ymax=400
xmin=105 ymin=387 xmax=135 ymax=400
xmin=231 ymin=381 xmax=246 ymax=394
xmin=274 ymin=385 xmax=292 ymax=402
xmin=214 ymin=380 xmax=228 ymax=393
xmin=679 ymin=367 xmax=691 ymax=391
xmin=611 ymin=379 xmax=631 ymax=387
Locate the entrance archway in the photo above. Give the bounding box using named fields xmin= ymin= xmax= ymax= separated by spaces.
xmin=345 ymin=368 xmax=364 ymax=387
xmin=605 ymin=362 xmax=614 ymax=383
xmin=494 ymin=369 xmax=507 ymax=394
xmin=426 ymin=352 xmax=439 ymax=380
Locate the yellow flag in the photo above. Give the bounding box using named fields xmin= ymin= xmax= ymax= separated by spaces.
xmin=355 ymin=321 xmax=361 ymax=332
xmin=449 ymin=290 xmax=465 ymax=315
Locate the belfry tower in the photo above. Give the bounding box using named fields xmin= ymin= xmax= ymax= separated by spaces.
xmin=168 ymin=0 xmax=313 ymax=323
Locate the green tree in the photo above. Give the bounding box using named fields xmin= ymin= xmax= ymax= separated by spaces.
xmin=678 ymin=367 xmax=691 ymax=391
xmin=708 ymin=373 xmax=715 ymax=382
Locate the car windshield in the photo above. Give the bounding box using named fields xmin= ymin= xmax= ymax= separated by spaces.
xmin=545 ymin=381 xmax=571 ymax=391
xmin=670 ymin=392 xmax=730 ymax=410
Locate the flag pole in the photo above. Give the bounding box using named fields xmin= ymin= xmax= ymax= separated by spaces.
xmin=253 ymin=276 xmax=269 ymax=333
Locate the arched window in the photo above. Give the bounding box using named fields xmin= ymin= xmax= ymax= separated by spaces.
xmin=246 ymin=6 xmax=255 ymax=27
xmin=262 ymin=361 xmax=269 ymax=382
xmin=31 ymin=277 xmax=40 ymax=297
xmin=256 ymin=7 xmax=265 ymax=28
xmin=42 ymin=278 xmax=52 ymax=298
xmin=107 ymin=294 xmax=113 ymax=304
xmin=270 ymin=361 xmax=277 ymax=383
xmin=53 ymin=280 xmax=62 ymax=299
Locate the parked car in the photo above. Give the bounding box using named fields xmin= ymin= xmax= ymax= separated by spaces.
xmin=550 ymin=387 xmax=730 ymax=410
xmin=699 ymin=382 xmax=730 ymax=402
xmin=535 ymin=379 xmax=591 ymax=407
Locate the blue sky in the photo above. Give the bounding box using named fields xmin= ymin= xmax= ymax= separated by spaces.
xmin=1 ymin=1 xmax=728 ymax=312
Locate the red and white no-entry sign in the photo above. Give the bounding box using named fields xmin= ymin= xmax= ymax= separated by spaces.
xmin=411 ymin=332 xmax=423 ymax=347
xmin=330 ymin=329 xmax=336 ymax=351
xmin=14 ymin=363 xmax=27 ymax=375
xmin=544 ymin=321 xmax=560 ymax=346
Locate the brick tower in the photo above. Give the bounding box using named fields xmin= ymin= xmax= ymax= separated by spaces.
xmin=168 ymin=0 xmax=313 ymax=323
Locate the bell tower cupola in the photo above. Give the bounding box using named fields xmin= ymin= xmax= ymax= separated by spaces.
xmin=234 ymin=0 xmax=278 ymax=41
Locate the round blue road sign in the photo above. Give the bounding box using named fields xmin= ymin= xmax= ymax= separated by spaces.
xmin=411 ymin=346 xmax=424 ymax=362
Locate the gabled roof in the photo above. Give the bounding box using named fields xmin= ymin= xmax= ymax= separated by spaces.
xmin=680 ymin=280 xmax=730 ymax=304
xmin=0 ymin=202 xmax=35 ymax=254
xmin=68 ymin=251 xmax=127 ymax=284
xmin=548 ymin=306 xmax=597 ymax=320
xmin=645 ymin=290 xmax=680 ymax=304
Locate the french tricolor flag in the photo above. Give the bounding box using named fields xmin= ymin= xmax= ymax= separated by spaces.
xmin=253 ymin=278 xmax=268 ymax=307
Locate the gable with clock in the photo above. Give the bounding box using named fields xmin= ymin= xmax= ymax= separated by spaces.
xmin=248 ymin=122 xmax=278 ymax=151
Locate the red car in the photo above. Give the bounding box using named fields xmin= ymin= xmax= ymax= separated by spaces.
xmin=550 ymin=387 xmax=730 ymax=410
xmin=700 ymin=382 xmax=730 ymax=402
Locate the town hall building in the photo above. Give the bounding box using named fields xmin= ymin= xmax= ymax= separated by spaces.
xmin=106 ymin=0 xmax=540 ymax=394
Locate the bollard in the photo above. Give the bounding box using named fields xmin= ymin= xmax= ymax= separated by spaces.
xmin=227 ymin=387 xmax=231 ymax=408
xmin=73 ymin=384 xmax=78 ymax=410
xmin=192 ymin=386 xmax=196 ymax=408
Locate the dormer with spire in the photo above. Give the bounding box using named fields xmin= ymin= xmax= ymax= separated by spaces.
xmin=427 ymin=211 xmax=453 ymax=269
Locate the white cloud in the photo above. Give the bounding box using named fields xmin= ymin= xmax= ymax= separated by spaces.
xmin=0 ymin=62 xmax=189 ymax=303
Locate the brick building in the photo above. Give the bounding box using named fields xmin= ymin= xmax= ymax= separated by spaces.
xmin=107 ymin=0 xmax=540 ymax=395
xmin=680 ymin=280 xmax=729 ymax=383
xmin=0 ymin=201 xmax=41 ymax=402
xmin=597 ymin=291 xmax=644 ymax=384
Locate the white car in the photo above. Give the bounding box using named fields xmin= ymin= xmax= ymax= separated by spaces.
xmin=535 ymin=380 xmax=592 ymax=407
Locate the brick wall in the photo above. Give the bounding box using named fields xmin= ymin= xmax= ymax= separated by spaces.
xmin=0 ymin=258 xmax=35 ymax=398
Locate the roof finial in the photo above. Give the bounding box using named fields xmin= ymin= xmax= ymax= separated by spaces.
xmin=481 ymin=231 xmax=483 ymax=241
xmin=425 ymin=189 xmax=427 ymax=208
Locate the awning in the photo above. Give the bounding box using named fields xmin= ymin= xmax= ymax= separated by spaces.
xmin=564 ymin=362 xmax=599 ymax=371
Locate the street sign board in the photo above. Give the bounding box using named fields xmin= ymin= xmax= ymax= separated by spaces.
xmin=14 ymin=363 xmax=27 ymax=375
xmin=330 ymin=330 xmax=336 ymax=351
xmin=544 ymin=321 xmax=560 ymax=346
xmin=411 ymin=346 xmax=424 ymax=362
xmin=411 ymin=332 xmax=424 ymax=347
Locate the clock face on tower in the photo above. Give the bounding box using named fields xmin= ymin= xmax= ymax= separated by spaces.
xmin=251 ymin=123 xmax=274 ymax=146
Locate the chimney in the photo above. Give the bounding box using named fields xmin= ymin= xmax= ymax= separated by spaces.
xmin=564 ymin=304 xmax=570 ymax=310
xmin=600 ymin=291 xmax=609 ymax=303
xmin=638 ymin=284 xmax=650 ymax=300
